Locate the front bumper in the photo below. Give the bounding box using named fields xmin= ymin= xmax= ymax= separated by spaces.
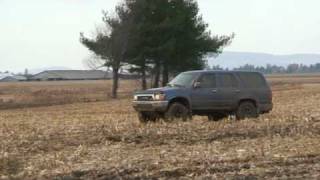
xmin=132 ymin=101 xmax=169 ymax=112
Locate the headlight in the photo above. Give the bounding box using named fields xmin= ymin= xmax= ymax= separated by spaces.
xmin=154 ymin=93 xmax=166 ymax=101
xmin=133 ymin=95 xmax=138 ymax=101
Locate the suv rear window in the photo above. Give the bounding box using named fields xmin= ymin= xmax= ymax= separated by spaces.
xmin=219 ymin=73 xmax=239 ymax=88
xmin=237 ymin=73 xmax=267 ymax=88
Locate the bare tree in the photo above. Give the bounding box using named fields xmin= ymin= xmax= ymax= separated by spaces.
xmin=80 ymin=5 xmax=131 ymax=98
xmin=83 ymin=54 xmax=106 ymax=70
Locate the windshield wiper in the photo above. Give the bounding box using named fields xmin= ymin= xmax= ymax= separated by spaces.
xmin=173 ymin=84 xmax=185 ymax=88
xmin=168 ymin=83 xmax=185 ymax=88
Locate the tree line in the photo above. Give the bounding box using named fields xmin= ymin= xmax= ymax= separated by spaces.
xmin=210 ymin=63 xmax=320 ymax=74
xmin=80 ymin=0 xmax=233 ymax=98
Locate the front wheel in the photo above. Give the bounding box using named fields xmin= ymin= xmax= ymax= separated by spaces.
xmin=236 ymin=101 xmax=259 ymax=120
xmin=164 ymin=102 xmax=189 ymax=122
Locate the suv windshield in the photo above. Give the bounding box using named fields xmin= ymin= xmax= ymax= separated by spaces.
xmin=168 ymin=73 xmax=198 ymax=87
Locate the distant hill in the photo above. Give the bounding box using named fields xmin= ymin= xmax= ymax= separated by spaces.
xmin=208 ymin=51 xmax=320 ymax=68
xmin=18 ymin=52 xmax=320 ymax=74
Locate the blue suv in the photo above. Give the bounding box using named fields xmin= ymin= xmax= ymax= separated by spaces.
xmin=133 ymin=70 xmax=273 ymax=123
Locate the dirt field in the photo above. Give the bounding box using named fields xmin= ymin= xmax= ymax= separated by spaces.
xmin=0 ymin=80 xmax=139 ymax=110
xmin=1 ymin=75 xmax=320 ymax=179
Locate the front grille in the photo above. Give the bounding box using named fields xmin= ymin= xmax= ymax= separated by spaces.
xmin=137 ymin=96 xmax=154 ymax=101
xmin=136 ymin=104 xmax=153 ymax=109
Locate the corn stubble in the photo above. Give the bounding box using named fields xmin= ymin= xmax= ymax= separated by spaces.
xmin=0 ymin=77 xmax=320 ymax=179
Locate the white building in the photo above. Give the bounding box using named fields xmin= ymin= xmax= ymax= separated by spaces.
xmin=0 ymin=75 xmax=27 ymax=82
xmin=31 ymin=70 xmax=112 ymax=81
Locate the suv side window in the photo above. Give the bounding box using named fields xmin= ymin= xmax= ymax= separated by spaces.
xmin=198 ymin=74 xmax=217 ymax=88
xmin=238 ymin=73 xmax=267 ymax=88
xmin=219 ymin=73 xmax=239 ymax=88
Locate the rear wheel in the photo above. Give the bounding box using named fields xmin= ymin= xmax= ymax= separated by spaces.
xmin=164 ymin=102 xmax=189 ymax=122
xmin=138 ymin=112 xmax=157 ymax=123
xmin=236 ymin=101 xmax=258 ymax=120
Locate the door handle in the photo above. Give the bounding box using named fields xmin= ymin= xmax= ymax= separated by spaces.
xmin=234 ymin=89 xmax=241 ymax=93
xmin=212 ymin=89 xmax=218 ymax=93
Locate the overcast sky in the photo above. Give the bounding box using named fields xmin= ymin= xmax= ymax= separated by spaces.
xmin=1 ymin=0 xmax=320 ymax=72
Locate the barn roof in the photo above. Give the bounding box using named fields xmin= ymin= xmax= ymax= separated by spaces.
xmin=31 ymin=70 xmax=111 ymax=80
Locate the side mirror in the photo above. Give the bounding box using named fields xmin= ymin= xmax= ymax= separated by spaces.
xmin=193 ymin=82 xmax=201 ymax=88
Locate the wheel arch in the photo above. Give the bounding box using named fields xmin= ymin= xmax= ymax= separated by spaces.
xmin=238 ymin=98 xmax=258 ymax=108
xmin=168 ymin=97 xmax=191 ymax=110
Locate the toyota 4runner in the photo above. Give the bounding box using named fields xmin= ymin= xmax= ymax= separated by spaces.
xmin=133 ymin=71 xmax=273 ymax=123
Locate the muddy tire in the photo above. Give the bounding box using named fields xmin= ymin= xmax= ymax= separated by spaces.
xmin=164 ymin=102 xmax=189 ymax=122
xmin=236 ymin=101 xmax=258 ymax=120
xmin=138 ymin=112 xmax=156 ymax=123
